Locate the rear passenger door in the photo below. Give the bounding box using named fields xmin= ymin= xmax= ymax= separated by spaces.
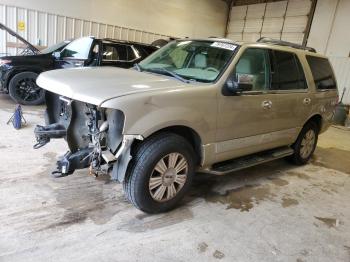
xmin=268 ymin=49 xmax=313 ymax=141
xmin=305 ymin=55 xmax=338 ymax=129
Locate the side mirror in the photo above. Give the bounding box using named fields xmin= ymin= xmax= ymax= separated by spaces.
xmin=52 ymin=51 xmax=61 ymax=59
xmin=224 ymin=73 xmax=253 ymax=95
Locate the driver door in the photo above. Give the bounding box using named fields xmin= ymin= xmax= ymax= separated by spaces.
xmin=216 ymin=47 xmax=279 ymax=162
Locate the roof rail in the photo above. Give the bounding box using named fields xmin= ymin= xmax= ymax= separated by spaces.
xmin=257 ymin=37 xmax=316 ymax=53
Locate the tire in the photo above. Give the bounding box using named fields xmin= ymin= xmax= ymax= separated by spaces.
xmin=123 ymin=132 xmax=195 ymax=213
xmin=8 ymin=72 xmax=45 ymax=105
xmin=289 ymin=122 xmax=319 ymax=165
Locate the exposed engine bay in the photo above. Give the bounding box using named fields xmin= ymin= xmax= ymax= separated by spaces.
xmin=34 ymin=92 xmax=136 ymax=181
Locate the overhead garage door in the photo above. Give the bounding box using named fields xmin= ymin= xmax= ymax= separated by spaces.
xmin=226 ymin=0 xmax=312 ymax=44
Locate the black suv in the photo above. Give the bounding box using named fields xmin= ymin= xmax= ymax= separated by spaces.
xmin=0 ymin=34 xmax=159 ymax=105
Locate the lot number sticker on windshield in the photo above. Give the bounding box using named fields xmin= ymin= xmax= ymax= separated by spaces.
xmin=211 ymin=42 xmax=237 ymax=51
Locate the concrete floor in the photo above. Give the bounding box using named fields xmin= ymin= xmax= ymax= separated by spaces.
xmin=0 ymin=95 xmax=350 ymax=262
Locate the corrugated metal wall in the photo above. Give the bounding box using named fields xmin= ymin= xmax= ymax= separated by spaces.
xmin=226 ymin=0 xmax=312 ymax=44
xmin=0 ymin=4 xmax=171 ymax=56
xmin=330 ymin=57 xmax=350 ymax=104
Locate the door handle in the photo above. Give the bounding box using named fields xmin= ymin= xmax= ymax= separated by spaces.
xmin=262 ymin=100 xmax=272 ymax=109
xmin=303 ymin=98 xmax=311 ymax=105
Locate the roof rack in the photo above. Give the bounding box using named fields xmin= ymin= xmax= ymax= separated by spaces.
xmin=257 ymin=37 xmax=316 ymax=53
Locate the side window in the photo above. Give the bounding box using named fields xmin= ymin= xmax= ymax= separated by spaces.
xmin=306 ymin=56 xmax=337 ymax=90
xmin=60 ymin=37 xmax=93 ymax=59
xmin=271 ymin=51 xmax=307 ymax=90
xmin=102 ymin=44 xmax=127 ymax=61
xmin=134 ymin=46 xmax=157 ymax=58
xmin=133 ymin=46 xmax=146 ymax=59
xmin=234 ymin=48 xmax=270 ymax=91
xmin=127 ymin=46 xmax=141 ymax=61
xmin=141 ymin=46 xmax=158 ymax=56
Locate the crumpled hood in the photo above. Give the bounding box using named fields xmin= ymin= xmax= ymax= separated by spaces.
xmin=37 ymin=67 xmax=186 ymax=106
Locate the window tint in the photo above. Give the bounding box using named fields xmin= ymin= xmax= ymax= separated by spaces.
xmin=134 ymin=45 xmax=157 ymax=58
xmin=127 ymin=46 xmax=140 ymax=61
xmin=306 ymin=56 xmax=337 ymax=90
xmin=271 ymin=51 xmax=307 ymax=90
xmin=60 ymin=37 xmax=93 ymax=59
xmin=141 ymin=46 xmax=158 ymax=55
xmin=234 ymin=48 xmax=270 ymax=91
xmin=102 ymin=44 xmax=127 ymax=61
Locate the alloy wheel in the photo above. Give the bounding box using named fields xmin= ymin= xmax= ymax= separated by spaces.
xmin=149 ymin=153 xmax=188 ymax=202
xmin=15 ymin=78 xmax=41 ymax=102
xmin=300 ymin=129 xmax=316 ymax=159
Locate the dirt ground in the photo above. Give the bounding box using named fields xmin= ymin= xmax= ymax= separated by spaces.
xmin=0 ymin=95 xmax=349 ymax=262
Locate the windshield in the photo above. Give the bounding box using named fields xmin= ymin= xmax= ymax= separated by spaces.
xmin=41 ymin=41 xmax=70 ymax=54
xmin=139 ymin=40 xmax=238 ymax=83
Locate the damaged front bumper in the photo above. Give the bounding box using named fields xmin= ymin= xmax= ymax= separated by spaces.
xmin=34 ymin=93 xmax=142 ymax=181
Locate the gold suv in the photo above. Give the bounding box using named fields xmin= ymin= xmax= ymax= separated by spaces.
xmin=34 ymin=37 xmax=338 ymax=213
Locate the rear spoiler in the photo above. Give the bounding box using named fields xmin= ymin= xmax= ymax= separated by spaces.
xmin=0 ymin=22 xmax=39 ymax=54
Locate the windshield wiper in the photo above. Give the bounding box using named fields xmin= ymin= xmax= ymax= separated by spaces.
xmin=150 ymin=68 xmax=192 ymax=83
xmin=134 ymin=63 xmax=142 ymax=72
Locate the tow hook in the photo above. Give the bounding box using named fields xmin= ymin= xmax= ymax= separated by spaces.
xmin=51 ymin=148 xmax=93 ymax=178
xmin=33 ymin=123 xmax=67 ymax=149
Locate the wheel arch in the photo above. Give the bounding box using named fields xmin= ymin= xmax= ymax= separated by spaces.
xmin=5 ymin=68 xmax=43 ymax=89
xmin=304 ymin=114 xmax=323 ymax=132
xmin=131 ymin=125 xmax=203 ymax=165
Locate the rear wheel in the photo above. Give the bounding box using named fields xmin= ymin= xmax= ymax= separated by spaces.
xmin=123 ymin=133 xmax=195 ymax=213
xmin=8 ymin=72 xmax=45 ymax=105
xmin=289 ymin=122 xmax=319 ymax=165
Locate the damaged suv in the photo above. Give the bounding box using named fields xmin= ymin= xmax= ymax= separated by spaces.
xmin=34 ymin=38 xmax=338 ymax=213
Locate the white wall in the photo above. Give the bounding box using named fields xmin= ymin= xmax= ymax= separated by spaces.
xmin=308 ymin=0 xmax=350 ymax=104
xmin=0 ymin=0 xmax=227 ymax=38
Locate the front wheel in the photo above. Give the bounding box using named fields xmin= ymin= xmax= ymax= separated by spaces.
xmin=289 ymin=122 xmax=319 ymax=165
xmin=8 ymin=72 xmax=45 ymax=105
xmin=123 ymin=133 xmax=195 ymax=213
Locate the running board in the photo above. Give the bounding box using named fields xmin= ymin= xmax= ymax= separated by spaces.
xmin=204 ymin=147 xmax=294 ymax=175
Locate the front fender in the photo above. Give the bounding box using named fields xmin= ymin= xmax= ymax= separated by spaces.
xmin=126 ymin=106 xmax=209 ymax=139
xmin=100 ymin=86 xmax=218 ymax=144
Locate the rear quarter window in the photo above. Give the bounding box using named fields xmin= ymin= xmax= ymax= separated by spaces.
xmin=306 ymin=56 xmax=337 ymax=90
